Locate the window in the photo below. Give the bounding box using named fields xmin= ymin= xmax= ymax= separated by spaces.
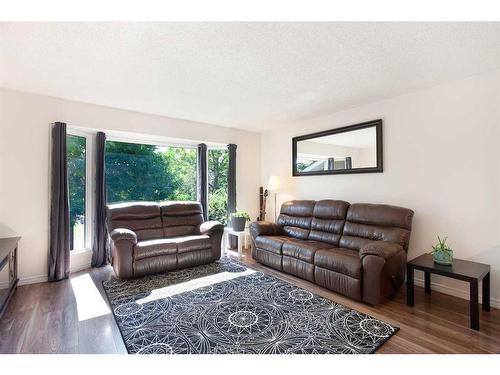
xmin=208 ymin=148 xmax=229 ymax=225
xmin=67 ymin=134 xmax=87 ymax=251
xmin=65 ymin=133 xmax=228 ymax=251
xmin=105 ymin=140 xmax=197 ymax=203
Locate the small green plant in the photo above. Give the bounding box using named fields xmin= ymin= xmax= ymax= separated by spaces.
xmin=430 ymin=236 xmax=453 ymax=264
xmin=231 ymin=211 xmax=251 ymax=221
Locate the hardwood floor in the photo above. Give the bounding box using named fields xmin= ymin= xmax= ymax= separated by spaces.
xmin=1 ymin=248 xmax=499 ymax=354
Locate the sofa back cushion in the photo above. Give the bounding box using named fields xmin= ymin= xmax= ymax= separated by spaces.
xmin=309 ymin=200 xmax=350 ymax=246
xmin=277 ymin=200 xmax=315 ymax=239
xmin=160 ymin=201 xmax=204 ymax=238
xmin=339 ymin=203 xmax=414 ymax=251
xmin=106 ymin=202 xmax=163 ymax=241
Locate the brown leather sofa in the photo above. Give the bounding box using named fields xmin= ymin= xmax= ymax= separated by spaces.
xmin=249 ymin=200 xmax=414 ymax=305
xmin=106 ymin=201 xmax=223 ymax=279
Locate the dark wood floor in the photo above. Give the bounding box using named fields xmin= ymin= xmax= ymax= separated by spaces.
xmin=1 ymin=248 xmax=499 ymax=354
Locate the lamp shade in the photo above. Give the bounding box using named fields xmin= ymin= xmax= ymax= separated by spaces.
xmin=267 ymin=175 xmax=281 ymax=191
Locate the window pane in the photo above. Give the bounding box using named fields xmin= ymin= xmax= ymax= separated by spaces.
xmin=105 ymin=141 xmax=197 ymax=203
xmin=67 ymin=134 xmax=86 ymax=251
xmin=208 ymin=149 xmax=229 ymax=225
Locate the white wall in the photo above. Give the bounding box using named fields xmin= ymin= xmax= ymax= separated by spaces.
xmin=0 ymin=88 xmax=261 ymax=283
xmin=261 ymin=70 xmax=500 ymax=307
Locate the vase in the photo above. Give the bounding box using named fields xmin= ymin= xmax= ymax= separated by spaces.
xmin=432 ymin=250 xmax=453 ymax=265
xmin=231 ymin=217 xmax=246 ymax=231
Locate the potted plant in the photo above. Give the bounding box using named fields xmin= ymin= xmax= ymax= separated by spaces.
xmin=230 ymin=211 xmax=251 ymax=231
xmin=430 ymin=236 xmax=453 ymax=265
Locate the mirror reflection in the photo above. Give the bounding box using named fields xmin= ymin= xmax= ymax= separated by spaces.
xmin=296 ymin=127 xmax=377 ymax=172
xmin=293 ymin=120 xmax=382 ymax=175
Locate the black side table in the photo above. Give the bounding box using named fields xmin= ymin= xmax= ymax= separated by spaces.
xmin=406 ymin=254 xmax=490 ymax=330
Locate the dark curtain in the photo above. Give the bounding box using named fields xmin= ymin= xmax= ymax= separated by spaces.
xmin=327 ymin=157 xmax=335 ymax=170
xmin=197 ymin=143 xmax=208 ymax=220
xmin=227 ymin=144 xmax=237 ymax=247
xmin=48 ymin=122 xmax=70 ymax=281
xmin=91 ymin=132 xmax=109 ymax=267
xmin=227 ymin=144 xmax=237 ymax=218
xmin=346 ymin=157 xmax=352 ymax=169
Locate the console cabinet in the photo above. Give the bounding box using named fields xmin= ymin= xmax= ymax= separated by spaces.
xmin=0 ymin=236 xmax=19 ymax=319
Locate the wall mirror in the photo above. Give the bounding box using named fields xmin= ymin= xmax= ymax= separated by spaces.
xmin=292 ymin=119 xmax=383 ymax=176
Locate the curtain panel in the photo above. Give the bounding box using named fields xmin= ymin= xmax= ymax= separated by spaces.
xmin=197 ymin=143 xmax=208 ymax=220
xmin=48 ymin=122 xmax=70 ymax=281
xmin=91 ymin=131 xmax=109 ymax=267
xmin=227 ymin=144 xmax=237 ymax=247
xmin=227 ymin=144 xmax=237 ymax=218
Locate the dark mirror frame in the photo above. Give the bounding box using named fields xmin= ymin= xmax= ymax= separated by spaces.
xmin=292 ymin=119 xmax=383 ymax=176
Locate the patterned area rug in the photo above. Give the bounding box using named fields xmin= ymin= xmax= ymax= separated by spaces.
xmin=103 ymin=257 xmax=398 ymax=354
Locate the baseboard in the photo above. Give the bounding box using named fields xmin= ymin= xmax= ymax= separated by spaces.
xmin=6 ymin=261 xmax=92 ymax=288
xmin=69 ymin=262 xmax=92 ymax=274
xmin=0 ymin=277 xmax=46 ymax=288
xmin=414 ymin=277 xmax=500 ymax=309
xmin=18 ymin=274 xmax=48 ymax=286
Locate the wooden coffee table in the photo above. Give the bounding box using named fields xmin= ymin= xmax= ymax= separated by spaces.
xmin=406 ymin=254 xmax=490 ymax=330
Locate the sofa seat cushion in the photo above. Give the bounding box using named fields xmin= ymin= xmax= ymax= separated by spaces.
xmin=134 ymin=238 xmax=178 ymax=261
xmin=176 ymin=235 xmax=212 ymax=253
xmin=314 ymin=248 xmax=362 ymax=279
xmin=282 ymin=239 xmax=334 ymax=263
xmin=254 ymin=235 xmax=291 ymax=254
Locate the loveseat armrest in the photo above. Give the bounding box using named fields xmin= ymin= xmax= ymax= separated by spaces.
xmin=200 ymin=221 xmax=224 ymax=262
xmin=109 ymin=228 xmax=138 ymax=245
xmin=249 ymin=221 xmax=284 ymax=238
xmin=108 ymin=228 xmax=137 ymax=279
xmin=200 ymin=221 xmax=224 ymax=236
xmin=359 ymin=241 xmax=404 ymax=260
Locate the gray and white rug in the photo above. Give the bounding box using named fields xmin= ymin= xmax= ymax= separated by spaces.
xmin=103 ymin=257 xmax=398 ymax=354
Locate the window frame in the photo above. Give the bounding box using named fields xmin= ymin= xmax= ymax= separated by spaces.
xmin=67 ymin=127 xmax=94 ymax=254
xmin=105 ymin=134 xmax=199 ymax=151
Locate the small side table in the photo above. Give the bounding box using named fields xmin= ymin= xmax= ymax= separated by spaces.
xmin=222 ymin=227 xmax=251 ymax=260
xmin=406 ymin=254 xmax=490 ymax=330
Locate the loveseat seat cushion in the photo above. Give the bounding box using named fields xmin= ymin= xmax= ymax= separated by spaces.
xmin=254 ymin=235 xmax=291 ymax=254
xmin=134 ymin=238 xmax=178 ymax=261
xmin=314 ymin=248 xmax=362 ymax=279
xmin=176 ymin=235 xmax=212 ymax=253
xmin=282 ymin=239 xmax=334 ymax=263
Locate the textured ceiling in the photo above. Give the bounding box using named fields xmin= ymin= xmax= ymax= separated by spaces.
xmin=2 ymin=22 xmax=500 ymax=131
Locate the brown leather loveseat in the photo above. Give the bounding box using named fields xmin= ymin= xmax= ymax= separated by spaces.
xmin=106 ymin=201 xmax=223 ymax=279
xmin=250 ymin=200 xmax=414 ymax=305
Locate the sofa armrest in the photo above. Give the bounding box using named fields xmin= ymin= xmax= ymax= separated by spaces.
xmin=200 ymin=221 xmax=224 ymax=236
xmin=359 ymin=241 xmax=404 ymax=260
xmin=109 ymin=228 xmax=138 ymax=244
xmin=249 ymin=221 xmax=283 ymax=238
xmin=359 ymin=241 xmax=407 ymax=305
